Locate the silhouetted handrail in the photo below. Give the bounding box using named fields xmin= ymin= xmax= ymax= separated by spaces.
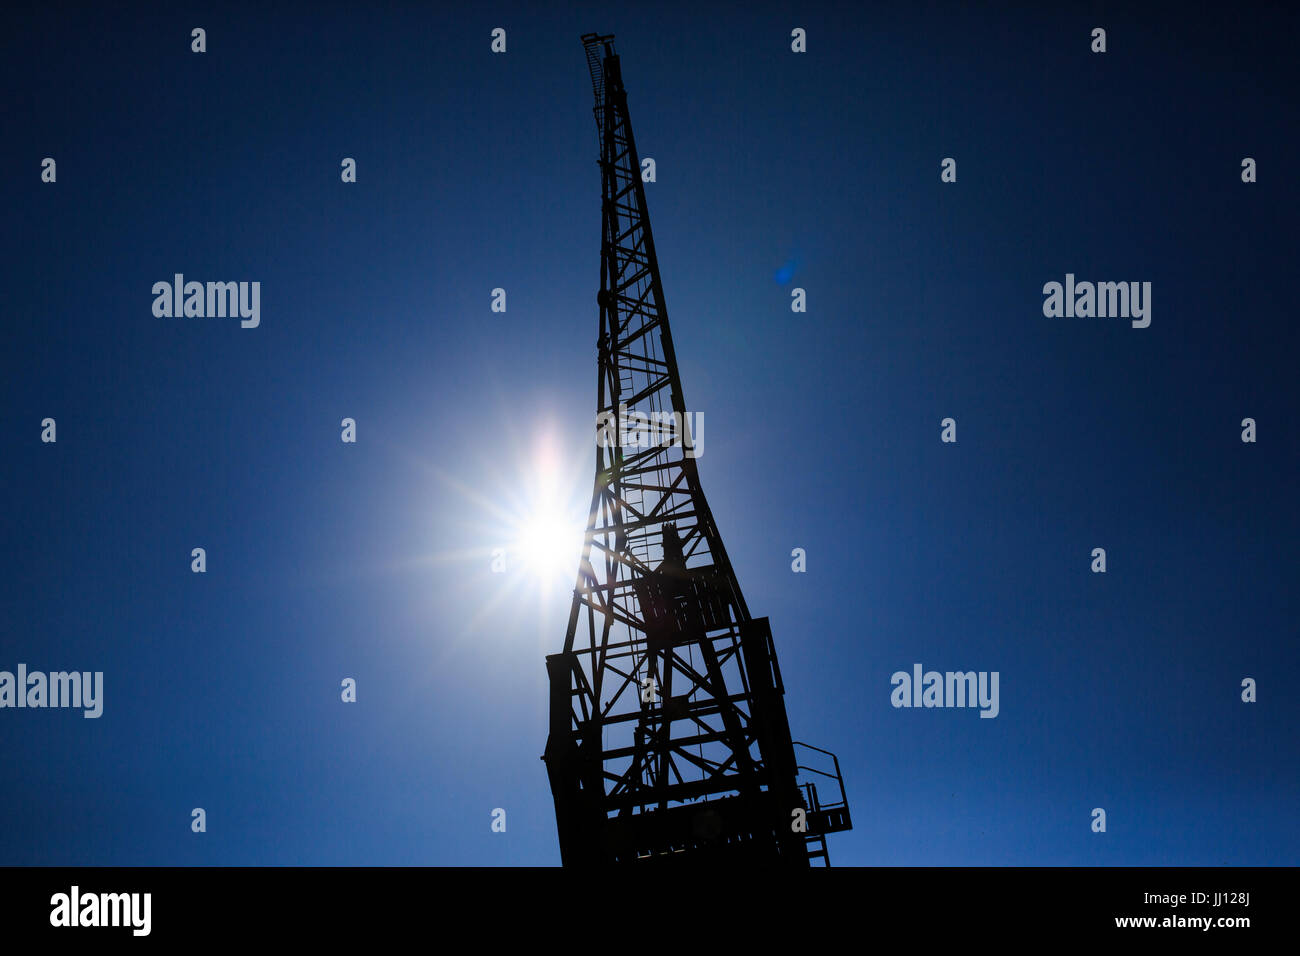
xmin=793 ymin=741 xmax=848 ymax=809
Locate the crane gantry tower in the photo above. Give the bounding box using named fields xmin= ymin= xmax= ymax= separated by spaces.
xmin=542 ymin=33 xmax=852 ymax=865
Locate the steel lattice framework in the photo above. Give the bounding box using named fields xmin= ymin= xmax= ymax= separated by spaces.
xmin=542 ymin=34 xmax=851 ymax=865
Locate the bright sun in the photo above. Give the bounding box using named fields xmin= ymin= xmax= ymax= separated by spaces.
xmin=516 ymin=509 xmax=582 ymax=583
xmin=505 ymin=433 xmax=586 ymax=591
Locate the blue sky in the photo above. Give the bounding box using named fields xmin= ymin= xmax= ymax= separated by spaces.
xmin=1 ymin=1 xmax=1296 ymax=865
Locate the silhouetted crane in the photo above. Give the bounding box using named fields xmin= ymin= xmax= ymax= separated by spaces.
xmin=543 ymin=34 xmax=852 ymax=865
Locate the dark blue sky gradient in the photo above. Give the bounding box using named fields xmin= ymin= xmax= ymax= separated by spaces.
xmin=2 ymin=2 xmax=1296 ymax=865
